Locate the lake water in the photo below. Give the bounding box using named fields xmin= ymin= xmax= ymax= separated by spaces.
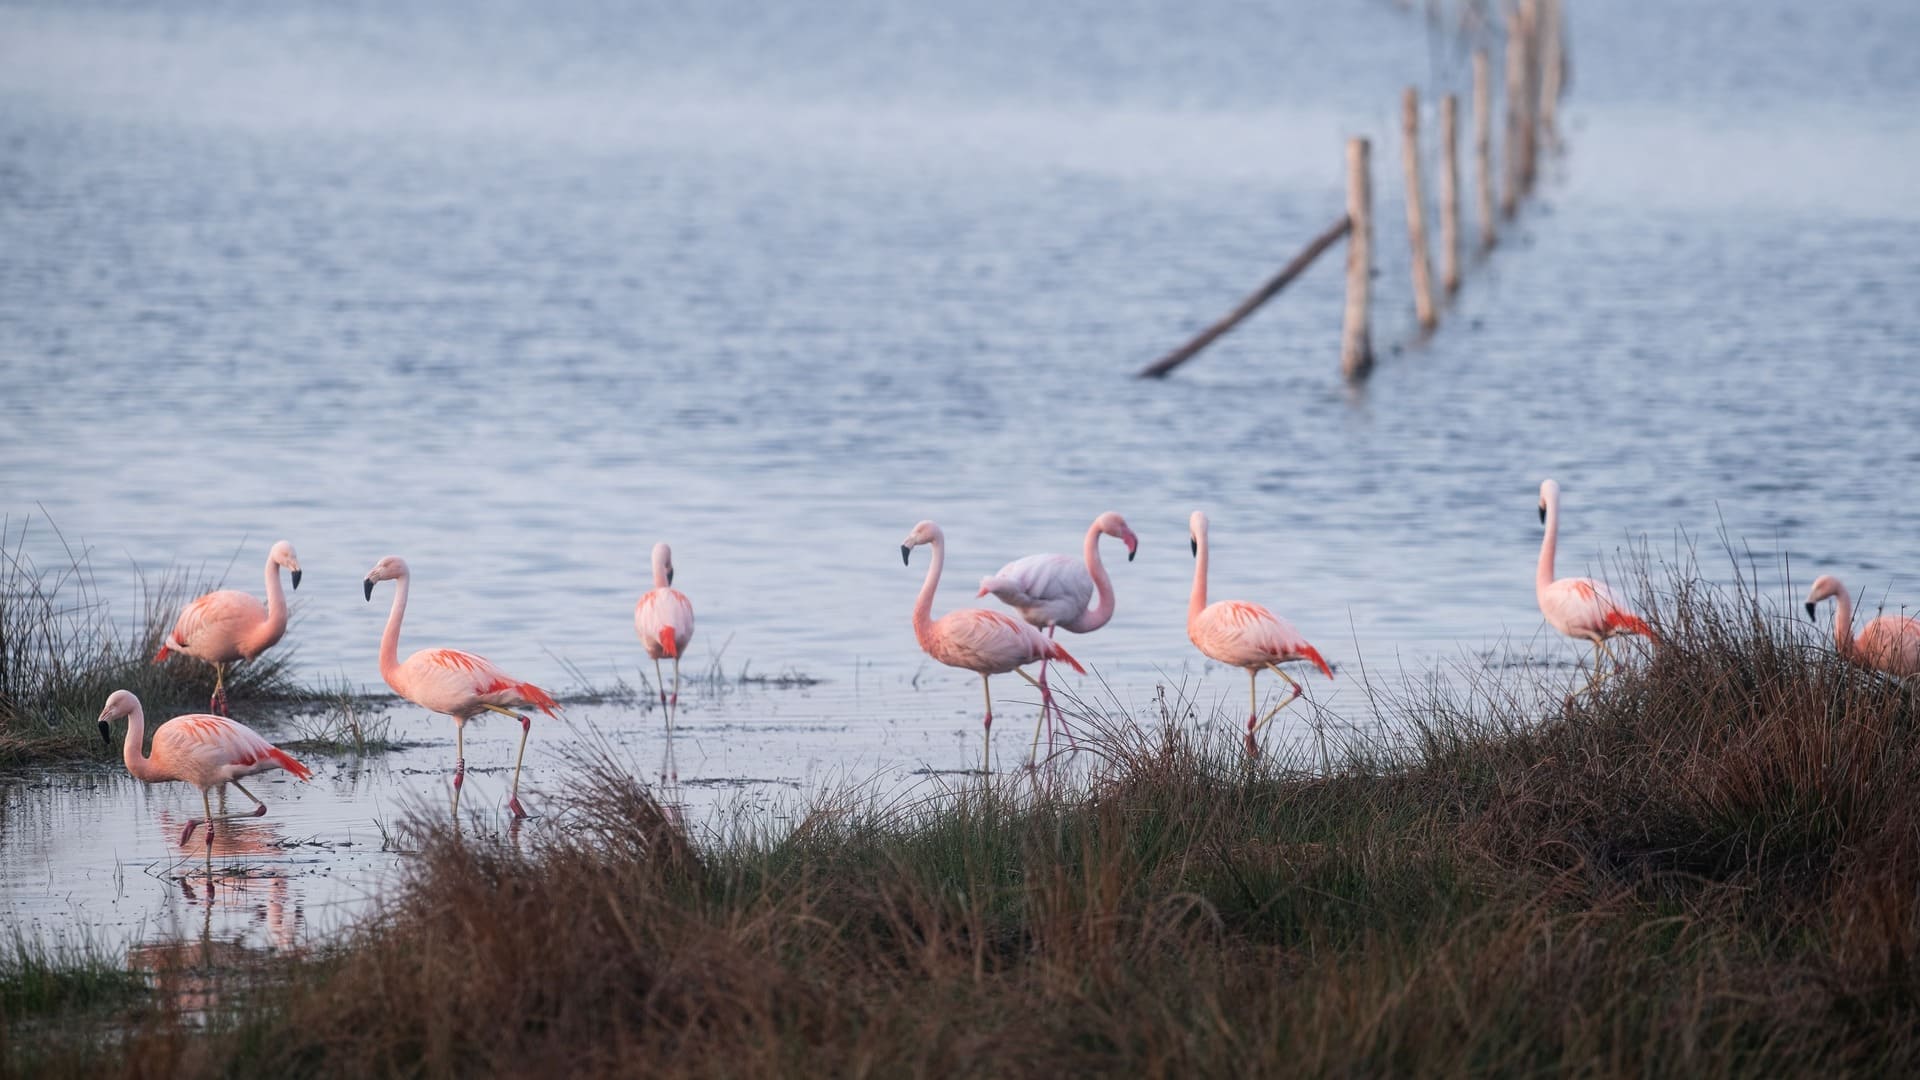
xmin=3 ymin=0 xmax=1919 ymax=951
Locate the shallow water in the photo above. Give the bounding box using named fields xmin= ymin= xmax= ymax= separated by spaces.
xmin=3 ymin=0 xmax=1919 ymax=951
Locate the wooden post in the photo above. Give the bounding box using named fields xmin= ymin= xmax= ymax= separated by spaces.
xmin=1539 ymin=0 xmax=1563 ymax=151
xmin=1341 ymin=137 xmax=1373 ymax=381
xmin=1439 ymin=93 xmax=1460 ymax=294
xmin=1502 ymin=3 xmax=1528 ymax=217
xmin=1474 ymin=50 xmax=1495 ymax=250
xmin=1519 ymin=0 xmax=1540 ymax=194
xmin=1401 ymin=88 xmax=1436 ymax=331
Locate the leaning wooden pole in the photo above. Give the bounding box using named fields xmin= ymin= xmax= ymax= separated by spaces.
xmin=1518 ymin=0 xmax=1541 ymax=194
xmin=1474 ymin=49 xmax=1495 ymax=250
xmin=1341 ymin=137 xmax=1373 ymax=381
xmin=1401 ymin=88 xmax=1436 ymax=331
xmin=1136 ymin=216 xmax=1351 ymax=379
xmin=1439 ymin=93 xmax=1461 ymax=294
xmin=1502 ymin=3 xmax=1527 ymax=218
xmin=1539 ymin=0 xmax=1564 ymax=151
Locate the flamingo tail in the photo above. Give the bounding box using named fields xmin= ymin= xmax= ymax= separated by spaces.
xmin=268 ymin=746 xmax=313 ymax=782
xmin=1049 ymin=640 xmax=1087 ymax=675
xmin=153 ymin=643 xmax=171 ymax=663
xmin=1604 ymin=611 xmax=1659 ymax=644
xmin=1296 ymin=644 xmax=1335 ymax=680
xmin=660 ymin=626 xmax=678 ymax=659
xmin=516 ymin=681 xmax=561 ymax=717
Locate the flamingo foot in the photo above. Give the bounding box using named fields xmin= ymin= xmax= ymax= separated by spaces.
xmin=508 ymin=796 xmax=527 ymax=819
xmin=249 ymin=802 xmax=267 ymax=818
xmin=1243 ymin=731 xmax=1262 ymax=758
xmin=180 ymin=819 xmax=201 ymax=846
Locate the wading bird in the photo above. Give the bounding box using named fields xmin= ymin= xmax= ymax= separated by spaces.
xmin=634 ymin=542 xmax=695 ymax=723
xmin=1804 ymin=574 xmax=1920 ymax=678
xmin=978 ymin=511 xmax=1138 ymax=759
xmin=98 ymin=689 xmax=311 ymax=847
xmin=363 ymin=556 xmax=556 ymax=818
xmin=1535 ymin=479 xmax=1656 ymax=689
xmin=154 ymin=540 xmax=302 ymax=716
xmin=902 ymin=520 xmax=1083 ymax=775
xmin=1185 ymin=510 xmax=1332 ymax=756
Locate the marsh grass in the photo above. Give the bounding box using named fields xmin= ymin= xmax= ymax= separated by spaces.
xmin=281 ymin=677 xmax=401 ymax=755
xmin=18 ymin=554 xmax=1920 ymax=1076
xmin=0 ymin=516 xmax=303 ymax=764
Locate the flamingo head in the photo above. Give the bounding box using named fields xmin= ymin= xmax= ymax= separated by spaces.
xmin=363 ymin=555 xmax=411 ymax=601
xmin=651 ymin=542 xmax=674 ymax=588
xmin=900 ymin=520 xmax=942 ymax=565
xmin=1188 ymin=510 xmax=1209 ymax=557
xmin=1538 ymin=479 xmax=1561 ymax=525
xmin=1096 ymin=511 xmax=1139 ymax=562
xmin=1805 ymin=574 xmax=1845 ymax=622
xmin=98 ymin=689 xmax=139 ymax=747
xmin=270 ymin=540 xmax=303 ymax=589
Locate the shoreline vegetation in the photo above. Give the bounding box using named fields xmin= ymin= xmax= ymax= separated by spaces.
xmin=8 ymin=556 xmax=1920 ymax=1076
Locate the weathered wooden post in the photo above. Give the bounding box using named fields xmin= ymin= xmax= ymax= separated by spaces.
xmin=1539 ymin=0 xmax=1564 ymax=150
xmin=1341 ymin=137 xmax=1373 ymax=380
xmin=1439 ymin=92 xmax=1461 ymax=295
xmin=1502 ymin=3 xmax=1528 ymax=217
xmin=1474 ymin=49 xmax=1495 ymax=249
xmin=1401 ymin=88 xmax=1436 ymax=331
xmin=1519 ymin=0 xmax=1540 ymax=193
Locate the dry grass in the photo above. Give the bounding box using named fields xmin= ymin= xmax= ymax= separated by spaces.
xmin=16 ymin=559 xmax=1920 ymax=1077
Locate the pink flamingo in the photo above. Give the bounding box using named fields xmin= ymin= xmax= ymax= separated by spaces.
xmin=97 ymin=689 xmax=312 ymax=847
xmin=362 ymin=556 xmax=557 ymax=819
xmin=977 ymin=511 xmax=1138 ymax=758
xmin=1185 ymin=510 xmax=1333 ymax=756
xmin=634 ymin=542 xmax=695 ymax=722
xmin=153 ymin=540 xmax=302 ymax=716
xmin=902 ymin=520 xmax=1085 ymax=774
xmin=1535 ymin=479 xmax=1656 ymax=689
xmin=1805 ymin=575 xmax=1920 ymax=678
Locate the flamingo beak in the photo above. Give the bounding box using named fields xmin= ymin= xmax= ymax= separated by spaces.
xmin=1805 ymin=601 xmax=1818 ymax=622
xmin=363 ymin=577 xmax=375 ymax=601
xmin=667 ymin=567 xmax=674 ymax=586
xmin=291 ymin=569 xmax=303 ymax=590
xmin=1190 ymin=537 xmax=1197 ymax=557
xmin=1538 ymin=505 xmax=1547 ymax=524
xmin=98 ymin=719 xmax=111 ymax=748
xmin=1126 ymin=534 xmax=1139 ymax=562
xmin=900 ymin=544 xmax=912 ymax=566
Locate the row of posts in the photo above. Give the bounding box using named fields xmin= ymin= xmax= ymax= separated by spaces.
xmin=1342 ymin=0 xmax=1567 ymax=380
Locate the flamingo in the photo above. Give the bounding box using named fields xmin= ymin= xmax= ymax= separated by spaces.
xmin=362 ymin=556 xmax=557 ymax=819
xmin=97 ymin=689 xmax=312 ymax=847
xmin=153 ymin=540 xmax=302 ymax=716
xmin=978 ymin=511 xmax=1138 ymax=759
xmin=1804 ymin=575 xmax=1920 ymax=678
xmin=1535 ymin=479 xmax=1656 ymax=689
xmin=634 ymin=542 xmax=695 ymax=723
xmin=901 ymin=520 xmax=1085 ymax=775
xmin=1185 ymin=510 xmax=1333 ymax=755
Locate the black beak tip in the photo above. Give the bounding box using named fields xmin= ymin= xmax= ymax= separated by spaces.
xmin=1538 ymin=506 xmax=1547 ymax=524
xmin=98 ymin=720 xmax=111 ymax=748
xmin=667 ymin=568 xmax=674 ymax=586
xmin=900 ymin=545 xmax=912 ymax=566
xmin=1805 ymin=602 xmax=1818 ymax=622
xmin=1127 ymin=548 xmax=1137 ymax=563
xmin=363 ymin=578 xmax=375 ymax=602
xmin=290 ymin=569 xmax=302 ymax=590
xmin=1189 ymin=538 xmax=1197 ymax=557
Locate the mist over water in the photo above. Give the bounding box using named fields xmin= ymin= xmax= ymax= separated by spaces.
xmin=3 ymin=0 xmax=1918 ymax=948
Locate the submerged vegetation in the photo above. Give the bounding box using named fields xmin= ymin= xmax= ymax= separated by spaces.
xmin=0 ymin=518 xmax=303 ymax=765
xmin=11 ymin=558 xmax=1920 ymax=1076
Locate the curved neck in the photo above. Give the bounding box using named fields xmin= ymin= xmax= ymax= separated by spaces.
xmin=379 ymin=575 xmax=410 ymax=690
xmin=1831 ymin=586 xmax=1855 ymax=657
xmin=1188 ymin=530 xmax=1209 ymax=631
xmin=1536 ymin=498 xmax=1560 ymax=593
xmin=122 ymin=700 xmax=155 ymax=782
xmin=912 ymin=535 xmax=944 ymax=652
xmin=651 ymin=547 xmax=670 ymax=589
xmin=1067 ymin=522 xmax=1117 ymax=632
xmin=255 ymin=555 xmax=290 ymax=650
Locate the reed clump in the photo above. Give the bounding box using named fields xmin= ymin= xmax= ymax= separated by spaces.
xmin=21 ymin=565 xmax=1920 ymax=1077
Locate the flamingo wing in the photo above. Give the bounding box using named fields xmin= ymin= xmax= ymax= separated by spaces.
xmin=153 ymin=714 xmax=311 ymax=784
xmin=927 ymin=609 xmax=1051 ymax=673
xmin=164 ymin=590 xmax=266 ymax=657
xmin=980 ymin=554 xmax=1093 ymax=626
xmin=1540 ymin=578 xmax=1651 ymax=642
xmin=635 ymin=588 xmax=696 ymax=658
xmin=400 ymin=648 xmax=559 ymax=718
xmin=1857 ymin=616 xmax=1920 ymax=677
xmin=1192 ymin=601 xmax=1331 ymax=676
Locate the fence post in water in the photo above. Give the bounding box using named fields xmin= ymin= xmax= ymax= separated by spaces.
xmin=1502 ymin=3 xmax=1528 ymax=217
xmin=1439 ymin=92 xmax=1461 ymax=295
xmin=1341 ymin=137 xmax=1374 ymax=381
xmin=1474 ymin=49 xmax=1495 ymax=250
xmin=1401 ymin=88 xmax=1436 ymax=332
xmin=1538 ymin=0 xmax=1564 ymax=151
xmin=1519 ymin=0 xmax=1541 ymax=194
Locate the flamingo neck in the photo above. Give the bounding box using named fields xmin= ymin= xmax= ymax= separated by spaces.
xmin=1831 ymin=585 xmax=1855 ymax=658
xmin=651 ymin=546 xmax=670 ymax=589
xmin=1537 ymin=497 xmax=1560 ymax=594
xmin=253 ymin=555 xmax=290 ymax=653
xmin=1067 ymin=521 xmax=1117 ymax=633
xmin=912 ymin=534 xmax=944 ymax=653
xmin=1188 ymin=530 xmax=1209 ymax=633
xmin=379 ymin=575 xmax=410 ymax=692
xmin=122 ymin=700 xmax=155 ymax=782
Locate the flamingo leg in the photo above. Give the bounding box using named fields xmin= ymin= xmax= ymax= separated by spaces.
xmin=1253 ymin=664 xmax=1306 ymax=732
xmin=452 ymin=720 xmax=467 ymax=818
xmin=212 ymin=663 xmax=228 ymax=717
xmin=1016 ymin=667 xmax=1047 ymax=765
xmin=980 ymin=674 xmax=994 ymax=776
xmin=671 ymin=655 xmax=681 ymax=710
xmin=482 ymin=703 xmax=532 ymax=818
xmin=654 ymin=657 xmax=669 ymax=719
xmin=1044 ymin=624 xmax=1077 ymax=753
xmin=181 ymin=788 xmax=215 ymax=848
xmin=231 ymin=779 xmax=269 ymax=818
